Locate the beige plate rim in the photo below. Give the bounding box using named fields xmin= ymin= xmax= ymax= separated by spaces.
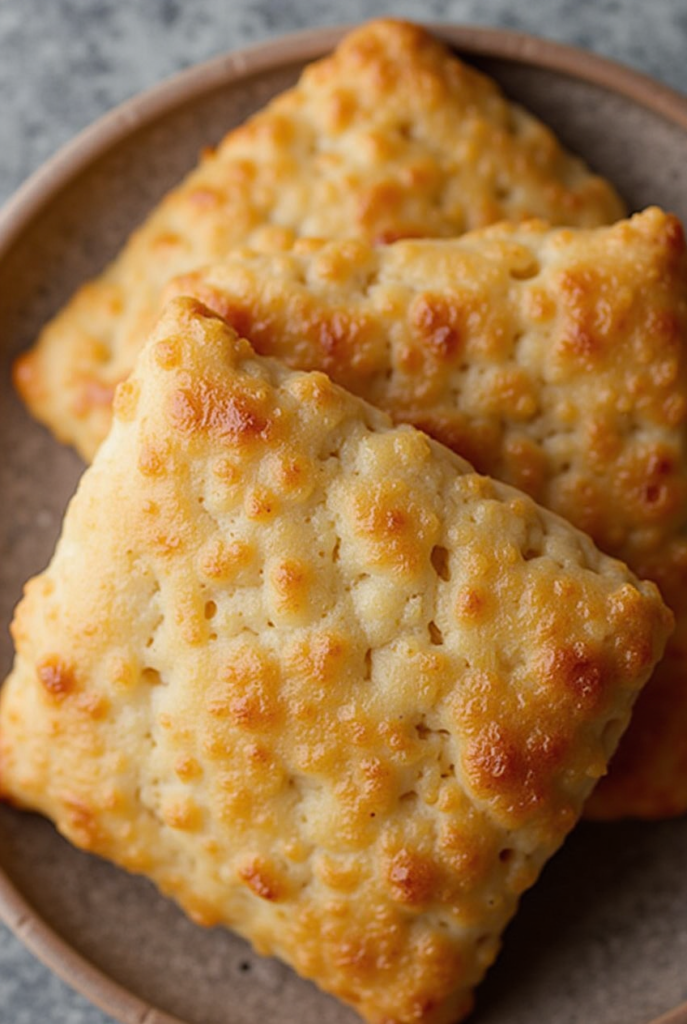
xmin=1 ymin=20 xmax=687 ymax=1024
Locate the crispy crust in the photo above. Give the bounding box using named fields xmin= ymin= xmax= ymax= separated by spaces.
xmin=14 ymin=18 xmax=623 ymax=460
xmin=0 ymin=300 xmax=670 ymax=1023
xmin=163 ymin=208 xmax=687 ymax=821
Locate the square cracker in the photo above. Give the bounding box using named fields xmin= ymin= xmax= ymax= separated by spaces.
xmin=14 ymin=18 xmax=623 ymax=460
xmin=0 ymin=299 xmax=670 ymax=1023
xmin=165 ymin=207 xmax=687 ymax=820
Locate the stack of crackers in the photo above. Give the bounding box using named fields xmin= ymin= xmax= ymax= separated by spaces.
xmin=2 ymin=20 xmax=685 ymax=1024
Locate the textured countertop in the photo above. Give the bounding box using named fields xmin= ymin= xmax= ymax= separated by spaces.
xmin=1 ymin=1 xmax=687 ymax=1022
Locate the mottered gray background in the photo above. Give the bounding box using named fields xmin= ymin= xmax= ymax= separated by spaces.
xmin=1 ymin=0 xmax=686 ymax=1021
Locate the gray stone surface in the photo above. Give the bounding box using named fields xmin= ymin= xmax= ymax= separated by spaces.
xmin=0 ymin=1 xmax=686 ymax=1023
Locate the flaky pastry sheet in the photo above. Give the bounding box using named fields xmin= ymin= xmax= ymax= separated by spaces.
xmin=0 ymin=299 xmax=670 ymax=1022
xmin=14 ymin=18 xmax=623 ymax=460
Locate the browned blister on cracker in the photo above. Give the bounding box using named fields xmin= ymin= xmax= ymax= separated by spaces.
xmin=14 ymin=18 xmax=623 ymax=461
xmin=0 ymin=300 xmax=670 ymax=1023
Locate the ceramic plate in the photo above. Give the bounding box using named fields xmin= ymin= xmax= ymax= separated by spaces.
xmin=1 ymin=23 xmax=687 ymax=1024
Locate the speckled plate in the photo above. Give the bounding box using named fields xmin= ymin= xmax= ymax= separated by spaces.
xmin=1 ymin=23 xmax=687 ymax=1024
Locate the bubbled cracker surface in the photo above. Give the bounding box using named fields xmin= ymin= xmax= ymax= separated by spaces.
xmin=14 ymin=18 xmax=623 ymax=460
xmin=166 ymin=207 xmax=687 ymax=820
xmin=0 ymin=300 xmax=670 ymax=1024
xmin=170 ymin=209 xmax=687 ymax=565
